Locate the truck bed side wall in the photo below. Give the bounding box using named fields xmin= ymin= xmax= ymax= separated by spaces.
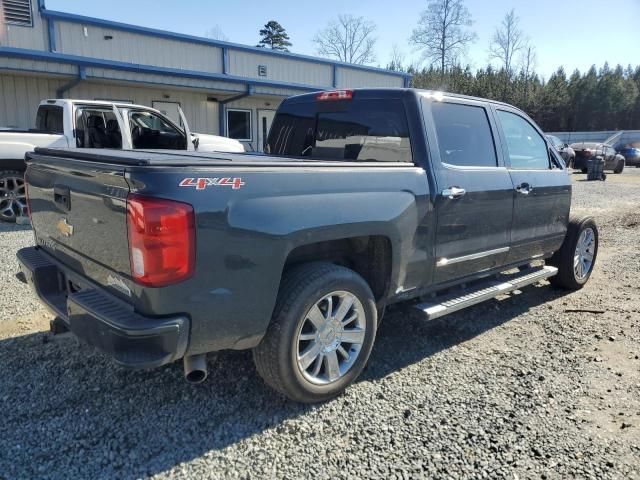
xmin=127 ymin=166 xmax=431 ymax=354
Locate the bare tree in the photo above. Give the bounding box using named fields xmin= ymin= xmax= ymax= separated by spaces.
xmin=489 ymin=9 xmax=526 ymax=76
xmin=410 ymin=0 xmax=477 ymax=73
xmin=521 ymin=43 xmax=537 ymax=80
xmin=388 ymin=44 xmax=406 ymax=71
xmin=205 ymin=25 xmax=229 ymax=42
xmin=314 ymin=15 xmax=377 ymax=65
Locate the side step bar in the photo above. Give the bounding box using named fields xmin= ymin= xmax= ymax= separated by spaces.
xmin=414 ymin=266 xmax=558 ymax=321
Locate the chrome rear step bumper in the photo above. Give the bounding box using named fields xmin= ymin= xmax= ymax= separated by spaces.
xmin=414 ymin=266 xmax=558 ymax=320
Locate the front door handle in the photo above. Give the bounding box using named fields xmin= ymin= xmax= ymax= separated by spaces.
xmin=442 ymin=186 xmax=466 ymax=199
xmin=515 ymin=183 xmax=534 ymax=195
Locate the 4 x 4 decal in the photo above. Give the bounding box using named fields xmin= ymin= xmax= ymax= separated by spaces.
xmin=179 ymin=177 xmax=245 ymax=190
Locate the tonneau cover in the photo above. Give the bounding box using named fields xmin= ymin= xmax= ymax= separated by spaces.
xmin=30 ymin=148 xmax=410 ymax=168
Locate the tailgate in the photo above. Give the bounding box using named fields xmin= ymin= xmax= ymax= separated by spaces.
xmin=26 ymin=152 xmax=131 ymax=291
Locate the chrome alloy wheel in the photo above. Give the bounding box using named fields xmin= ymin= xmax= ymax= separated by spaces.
xmin=295 ymin=291 xmax=367 ymax=385
xmin=0 ymin=175 xmax=27 ymax=222
xmin=574 ymin=227 xmax=595 ymax=280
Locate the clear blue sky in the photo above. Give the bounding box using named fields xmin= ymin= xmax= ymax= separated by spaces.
xmin=48 ymin=0 xmax=640 ymax=78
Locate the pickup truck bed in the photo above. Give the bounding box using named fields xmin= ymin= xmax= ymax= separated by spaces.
xmin=18 ymin=88 xmax=598 ymax=403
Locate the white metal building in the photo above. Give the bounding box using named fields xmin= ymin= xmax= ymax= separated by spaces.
xmin=0 ymin=0 xmax=411 ymax=151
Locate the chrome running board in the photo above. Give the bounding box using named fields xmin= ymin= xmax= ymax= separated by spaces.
xmin=414 ymin=266 xmax=558 ymax=321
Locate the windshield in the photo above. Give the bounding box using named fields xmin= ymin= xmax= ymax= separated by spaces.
xmin=547 ymin=135 xmax=563 ymax=148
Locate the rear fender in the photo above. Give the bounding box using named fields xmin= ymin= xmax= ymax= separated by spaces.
xmin=228 ymin=190 xmax=419 ymax=296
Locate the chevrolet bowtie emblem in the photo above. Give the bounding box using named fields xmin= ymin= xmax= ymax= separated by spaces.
xmin=57 ymin=218 xmax=74 ymax=237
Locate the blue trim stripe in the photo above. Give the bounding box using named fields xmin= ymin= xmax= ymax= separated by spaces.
xmin=40 ymin=9 xmax=411 ymax=81
xmin=0 ymin=47 xmax=322 ymax=92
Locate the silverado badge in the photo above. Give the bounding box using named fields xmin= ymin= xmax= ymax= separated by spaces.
xmin=57 ymin=218 xmax=74 ymax=237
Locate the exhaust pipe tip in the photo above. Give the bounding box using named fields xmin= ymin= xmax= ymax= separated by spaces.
xmin=183 ymin=354 xmax=208 ymax=384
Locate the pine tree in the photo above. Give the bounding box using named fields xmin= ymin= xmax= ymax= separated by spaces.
xmin=538 ymin=68 xmax=570 ymax=131
xmin=257 ymin=21 xmax=292 ymax=52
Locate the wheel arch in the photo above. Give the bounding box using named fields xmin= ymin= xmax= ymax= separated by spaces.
xmin=281 ymin=235 xmax=394 ymax=305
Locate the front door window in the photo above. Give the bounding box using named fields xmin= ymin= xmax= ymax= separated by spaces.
xmin=128 ymin=110 xmax=186 ymax=150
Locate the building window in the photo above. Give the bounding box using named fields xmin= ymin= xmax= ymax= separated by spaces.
xmin=227 ymin=109 xmax=252 ymax=141
xmin=2 ymin=0 xmax=33 ymax=27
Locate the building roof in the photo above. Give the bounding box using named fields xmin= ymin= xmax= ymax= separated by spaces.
xmin=36 ymin=0 xmax=411 ymax=80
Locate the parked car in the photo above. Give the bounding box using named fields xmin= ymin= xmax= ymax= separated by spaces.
xmin=615 ymin=141 xmax=640 ymax=167
xmin=570 ymin=141 xmax=625 ymax=174
xmin=18 ymin=89 xmax=597 ymax=403
xmin=0 ymin=99 xmax=244 ymax=222
xmin=615 ymin=132 xmax=640 ymax=168
xmin=546 ymin=135 xmax=575 ymax=166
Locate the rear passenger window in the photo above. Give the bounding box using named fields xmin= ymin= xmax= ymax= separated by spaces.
xmin=431 ymin=102 xmax=498 ymax=167
xmin=497 ymin=110 xmax=550 ymax=170
xmin=75 ymin=107 xmax=122 ymax=149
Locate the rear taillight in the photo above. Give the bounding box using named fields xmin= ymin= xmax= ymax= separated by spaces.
xmin=126 ymin=193 xmax=195 ymax=288
xmin=317 ymin=90 xmax=353 ymax=101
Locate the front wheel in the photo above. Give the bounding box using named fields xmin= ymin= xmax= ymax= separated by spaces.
xmin=547 ymin=217 xmax=598 ymax=290
xmin=613 ymin=161 xmax=624 ymax=174
xmin=253 ymin=263 xmax=377 ymax=403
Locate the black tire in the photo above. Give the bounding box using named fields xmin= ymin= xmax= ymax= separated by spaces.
xmin=581 ymin=168 xmax=588 ymax=174
xmin=547 ymin=216 xmax=598 ymax=290
xmin=613 ymin=161 xmax=624 ymax=174
xmin=253 ymin=262 xmax=377 ymax=403
xmin=0 ymin=170 xmax=27 ymax=223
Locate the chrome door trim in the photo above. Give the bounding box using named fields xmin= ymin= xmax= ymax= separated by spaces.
xmin=436 ymin=246 xmax=510 ymax=267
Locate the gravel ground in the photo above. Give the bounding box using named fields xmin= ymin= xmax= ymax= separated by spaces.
xmin=0 ymin=169 xmax=639 ymax=479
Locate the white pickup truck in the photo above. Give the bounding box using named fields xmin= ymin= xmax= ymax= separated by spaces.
xmin=0 ymin=99 xmax=244 ymax=222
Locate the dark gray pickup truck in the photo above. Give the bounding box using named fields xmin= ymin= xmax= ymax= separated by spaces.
xmin=18 ymin=89 xmax=598 ymax=403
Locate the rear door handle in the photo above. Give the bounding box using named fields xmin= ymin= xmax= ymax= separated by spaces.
xmin=515 ymin=183 xmax=533 ymax=195
xmin=442 ymin=187 xmax=466 ymax=199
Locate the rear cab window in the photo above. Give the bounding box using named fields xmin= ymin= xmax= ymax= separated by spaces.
xmin=267 ymin=92 xmax=413 ymax=163
xmin=35 ymin=105 xmax=64 ymax=134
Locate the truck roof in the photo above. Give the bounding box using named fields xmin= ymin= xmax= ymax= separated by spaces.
xmin=40 ymin=99 xmax=156 ymax=111
xmin=285 ymin=88 xmax=525 ymax=113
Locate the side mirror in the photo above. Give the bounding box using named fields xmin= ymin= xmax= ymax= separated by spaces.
xmin=192 ymin=136 xmax=200 ymax=150
xmin=563 ymin=143 xmax=569 ymax=148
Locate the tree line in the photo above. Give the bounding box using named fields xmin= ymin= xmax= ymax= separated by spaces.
xmin=206 ymin=0 xmax=640 ymax=132
xmin=405 ymin=63 xmax=640 ymax=132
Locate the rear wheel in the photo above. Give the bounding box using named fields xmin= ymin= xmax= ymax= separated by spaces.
xmin=581 ymin=168 xmax=588 ymax=174
xmin=0 ymin=171 xmax=27 ymax=223
xmin=547 ymin=217 xmax=598 ymax=290
xmin=253 ymin=263 xmax=377 ymax=403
